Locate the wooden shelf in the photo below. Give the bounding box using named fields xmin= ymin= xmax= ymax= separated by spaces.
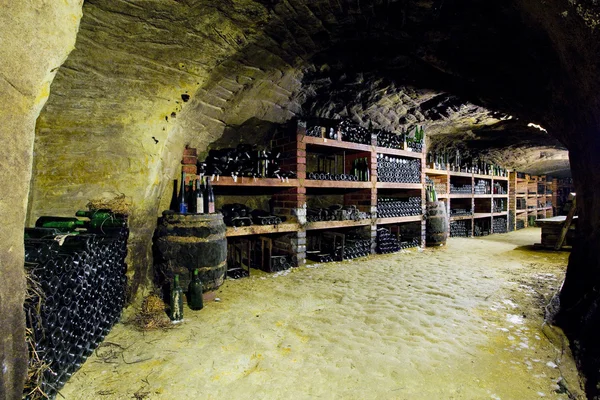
xmin=212 ymin=176 xmax=299 ymax=187
xmin=226 ymin=223 xmax=300 ymax=237
xmin=449 ymin=193 xmax=473 ymax=198
xmin=473 ymin=173 xmax=492 ymax=180
xmin=374 ymin=146 xmax=423 ymax=159
xmin=473 ymin=213 xmax=492 ymax=218
xmin=449 ymin=171 xmax=473 ymax=178
xmin=493 ymin=194 xmax=509 ymax=198
xmin=376 ymin=182 xmax=422 ymax=190
xmin=492 ymin=212 xmax=508 ymax=217
xmin=492 ymin=176 xmax=509 ymax=181
xmin=301 ymin=135 xmax=371 ymax=153
xmin=474 ymin=194 xmax=493 ymax=198
xmin=450 ymin=215 xmax=474 ymax=221
xmin=376 ymin=215 xmax=422 ymax=224
xmin=303 ymin=180 xmax=372 ymax=189
xmin=425 ymin=168 xmax=448 ymax=176
xmin=516 ymin=209 xmax=527 ymax=214
xmin=306 ymin=219 xmax=371 ymax=231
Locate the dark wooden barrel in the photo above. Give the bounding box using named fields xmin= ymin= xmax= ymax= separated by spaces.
xmin=426 ymin=201 xmax=448 ymax=247
xmin=155 ymin=212 xmax=227 ymax=292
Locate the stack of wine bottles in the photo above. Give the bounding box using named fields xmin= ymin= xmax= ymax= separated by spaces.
xmin=449 ymin=183 xmax=472 ymax=194
xmin=516 ymin=198 xmax=527 ymax=210
xmin=376 ymin=154 xmax=421 ymax=183
xmin=202 ymin=144 xmax=296 ymax=179
xmin=474 ymin=221 xmax=490 ymax=237
xmin=516 ymin=220 xmax=525 ymax=230
xmin=450 ymin=208 xmax=472 ymax=217
xmin=306 ymin=205 xmax=370 ymax=222
xmin=338 ymin=120 xmax=371 ymax=144
xmin=24 ymin=215 xmax=128 ymax=398
xmin=375 ymin=130 xmax=404 ymax=150
xmin=337 ymin=235 xmax=371 ymax=259
xmin=221 ymin=203 xmax=286 ymax=227
xmin=377 ymin=197 xmax=422 ymax=218
xmin=306 ymin=125 xmax=336 ymax=139
xmin=474 ymin=180 xmax=491 ymax=195
xmin=493 ymin=200 xmax=506 ymax=213
xmin=493 ymin=217 xmax=507 ymax=233
xmin=376 ymin=227 xmax=400 ymax=253
xmin=400 ymin=237 xmax=421 ymax=249
xmin=450 ymin=220 xmax=471 ymax=237
xmin=306 ymin=252 xmax=334 ymax=263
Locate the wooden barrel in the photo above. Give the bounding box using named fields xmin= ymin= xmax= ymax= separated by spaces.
xmin=426 ymin=201 xmax=448 ymax=247
xmin=155 ymin=212 xmax=227 ymax=292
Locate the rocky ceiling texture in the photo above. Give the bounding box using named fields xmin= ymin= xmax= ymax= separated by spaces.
xmin=12 ymin=0 xmax=600 ymax=396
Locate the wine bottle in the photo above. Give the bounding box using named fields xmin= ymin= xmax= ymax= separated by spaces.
xmin=35 ymin=217 xmax=86 ymax=232
xmin=187 ymin=269 xmax=204 ymax=310
xmin=206 ymin=179 xmax=215 ymax=214
xmin=187 ymin=180 xmax=196 ymax=214
xmin=169 ymin=179 xmax=178 ymax=212
xmin=170 ymin=274 xmax=183 ymax=321
xmin=179 ymin=171 xmax=187 ymax=214
xmin=196 ymin=178 xmax=204 ymax=214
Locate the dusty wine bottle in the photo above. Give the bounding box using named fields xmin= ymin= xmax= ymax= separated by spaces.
xmin=35 ymin=217 xmax=86 ymax=232
xmin=187 ymin=180 xmax=196 ymax=214
xmin=169 ymin=179 xmax=179 ymax=212
xmin=170 ymin=274 xmax=184 ymax=321
xmin=187 ymin=269 xmax=204 ymax=310
xmin=179 ymin=171 xmax=187 ymax=214
xmin=206 ymin=179 xmax=215 ymax=214
xmin=196 ymin=178 xmax=204 ymax=214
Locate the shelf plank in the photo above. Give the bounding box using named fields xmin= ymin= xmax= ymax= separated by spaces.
xmin=473 ymin=173 xmax=492 ymax=180
xmin=303 ymin=180 xmax=372 ymax=189
xmin=492 ymin=212 xmax=508 ymax=217
xmin=473 ymin=213 xmax=492 ymax=218
xmin=374 ymin=146 xmax=423 ymax=159
xmin=450 ymin=215 xmax=473 ymax=221
xmin=474 ymin=194 xmax=493 ymax=198
xmin=306 ymin=219 xmax=371 ymax=231
xmin=425 ymin=168 xmax=448 ymax=176
xmin=212 ymin=176 xmax=299 ymax=187
xmin=449 ymin=171 xmax=473 ymax=178
xmin=493 ymin=194 xmax=509 ymax=198
xmin=225 ymin=223 xmax=300 ymax=237
xmin=449 ymin=193 xmax=473 ymax=198
xmin=376 ymin=182 xmax=422 ymax=190
xmin=516 ymin=209 xmax=527 ymax=214
xmin=376 ymin=215 xmax=422 ymax=224
xmin=301 ymin=135 xmax=371 ymax=152
xmin=492 ymin=176 xmax=509 ymax=181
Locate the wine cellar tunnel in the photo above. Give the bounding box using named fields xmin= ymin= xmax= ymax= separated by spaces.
xmin=2 ymin=0 xmax=600 ymax=398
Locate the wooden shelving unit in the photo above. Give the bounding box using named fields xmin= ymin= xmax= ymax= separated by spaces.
xmin=508 ymin=172 xmax=559 ymax=230
xmin=425 ymin=166 xmax=509 ymax=237
xmin=212 ymin=120 xmax=426 ymax=266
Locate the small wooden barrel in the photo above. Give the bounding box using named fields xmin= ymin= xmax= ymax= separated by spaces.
xmin=426 ymin=201 xmax=448 ymax=247
xmin=155 ymin=212 xmax=227 ymax=291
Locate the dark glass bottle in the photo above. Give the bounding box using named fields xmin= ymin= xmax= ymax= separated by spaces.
xmin=206 ymin=179 xmax=215 ymax=214
xmin=169 ymin=179 xmax=179 ymax=212
xmin=187 ymin=181 xmax=196 ymax=214
xmin=178 ymin=171 xmax=187 ymax=214
xmin=187 ymin=269 xmax=204 ymax=310
xmin=196 ymin=178 xmax=204 ymax=214
xmin=170 ymin=274 xmax=183 ymax=321
xmin=35 ymin=217 xmax=86 ymax=232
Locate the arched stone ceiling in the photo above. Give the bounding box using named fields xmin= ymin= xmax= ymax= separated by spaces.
xmin=29 ymin=0 xmax=600 ymax=291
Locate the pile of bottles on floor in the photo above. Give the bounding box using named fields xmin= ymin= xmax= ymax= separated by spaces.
xmin=306 ymin=205 xmax=371 ymax=222
xmin=516 ymin=220 xmax=525 ymax=230
xmin=201 ymin=143 xmax=296 ymax=180
xmin=305 ymin=119 xmax=425 ymax=152
xmin=307 ymin=154 xmax=369 ymax=181
xmin=221 ymin=203 xmax=286 ymax=227
xmin=450 ymin=220 xmax=472 ymax=237
xmin=377 ymin=197 xmax=422 ymax=218
xmin=307 ymin=230 xmax=371 ymax=262
xmin=474 ymin=221 xmax=491 ymax=237
xmin=376 ymin=227 xmax=401 ymax=253
xmin=24 ymin=210 xmax=128 ymax=399
xmin=169 ymin=269 xmax=204 ymax=323
xmin=493 ymin=217 xmax=508 ymax=234
xmin=376 ymin=154 xmax=421 ymax=183
xmin=427 ymin=150 xmax=509 ymax=176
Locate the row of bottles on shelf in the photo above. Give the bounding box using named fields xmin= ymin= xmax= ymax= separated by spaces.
xmin=427 ymin=151 xmax=508 ymax=176
xmin=448 ymin=181 xmax=507 ymax=195
xmin=169 ymin=171 xmax=215 ymax=215
xmin=307 ymin=155 xmax=370 ymax=181
xmin=305 ymin=119 xmax=425 ymax=152
xmin=307 ymin=205 xmax=371 ymax=222
xmin=221 ymin=203 xmax=286 ymax=227
xmin=169 ymin=269 xmax=204 ymax=322
xmin=201 ymin=144 xmax=296 ymax=180
xmin=377 ymin=197 xmax=422 ymax=218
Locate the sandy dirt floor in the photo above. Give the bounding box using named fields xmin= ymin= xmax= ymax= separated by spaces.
xmin=60 ymin=228 xmax=585 ymax=400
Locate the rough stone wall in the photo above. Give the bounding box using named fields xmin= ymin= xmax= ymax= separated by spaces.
xmin=0 ymin=2 xmax=83 ymax=398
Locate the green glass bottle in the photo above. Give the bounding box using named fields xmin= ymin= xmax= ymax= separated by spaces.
xmin=35 ymin=216 xmax=86 ymax=232
xmin=187 ymin=269 xmax=204 ymax=310
xmin=170 ymin=274 xmax=184 ymax=322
